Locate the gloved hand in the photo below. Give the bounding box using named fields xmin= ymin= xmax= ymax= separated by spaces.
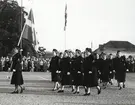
xmin=89 ymin=71 xmax=92 ymax=74
xmin=13 ymin=69 xmax=16 ymax=72
xmin=77 ymin=71 xmax=81 ymax=73
xmin=67 ymin=72 xmax=70 ymax=75
xmin=8 ymin=68 xmax=11 ymax=72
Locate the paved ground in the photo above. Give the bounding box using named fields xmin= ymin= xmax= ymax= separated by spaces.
xmin=0 ymin=72 xmax=134 ymax=105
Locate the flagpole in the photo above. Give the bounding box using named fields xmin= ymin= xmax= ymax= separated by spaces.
xmin=65 ymin=29 xmax=66 ymax=50
xmin=91 ymin=41 xmax=93 ymax=51
xmin=64 ymin=3 xmax=67 ymax=50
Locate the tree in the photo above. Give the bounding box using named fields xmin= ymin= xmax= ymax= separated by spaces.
xmin=0 ymin=0 xmax=35 ymax=57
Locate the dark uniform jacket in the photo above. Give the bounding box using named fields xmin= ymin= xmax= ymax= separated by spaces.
xmin=73 ymin=56 xmax=83 ymax=86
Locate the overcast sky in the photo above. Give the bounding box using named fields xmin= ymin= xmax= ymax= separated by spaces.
xmin=17 ymin=0 xmax=135 ymax=51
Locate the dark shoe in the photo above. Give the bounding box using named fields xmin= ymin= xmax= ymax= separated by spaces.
xmin=58 ymin=90 xmax=64 ymax=93
xmin=87 ymin=93 xmax=91 ymax=96
xmin=83 ymin=93 xmax=88 ymax=96
xmin=11 ymin=90 xmax=18 ymax=94
xmin=119 ymin=87 xmax=122 ymax=90
xmin=76 ymin=91 xmax=80 ymax=94
xmin=71 ymin=89 xmax=75 ymax=92
xmin=73 ymin=91 xmax=77 ymax=94
xmin=98 ymin=87 xmax=101 ymax=94
xmin=52 ymin=88 xmax=57 ymax=91
xmin=103 ymin=86 xmax=106 ymax=89
xmin=123 ymin=84 xmax=125 ymax=88
xmin=109 ymin=81 xmax=113 ymax=85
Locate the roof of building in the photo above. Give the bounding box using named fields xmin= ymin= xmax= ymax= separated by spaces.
xmin=95 ymin=40 xmax=135 ymax=53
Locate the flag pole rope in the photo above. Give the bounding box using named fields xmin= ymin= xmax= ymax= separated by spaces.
xmin=20 ymin=0 xmax=23 ymax=48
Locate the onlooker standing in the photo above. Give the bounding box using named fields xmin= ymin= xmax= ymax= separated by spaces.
xmin=0 ymin=57 xmax=3 ymax=71
xmin=127 ymin=56 xmax=135 ymax=72
xmin=27 ymin=59 xmax=32 ymax=71
xmin=3 ymin=57 xmax=11 ymax=71
xmin=39 ymin=59 xmax=44 ymax=72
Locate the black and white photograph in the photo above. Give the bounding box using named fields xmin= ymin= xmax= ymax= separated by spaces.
xmin=0 ymin=0 xmax=135 ymax=105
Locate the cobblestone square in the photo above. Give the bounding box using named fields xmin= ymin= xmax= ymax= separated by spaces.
xmin=0 ymin=72 xmax=134 ymax=105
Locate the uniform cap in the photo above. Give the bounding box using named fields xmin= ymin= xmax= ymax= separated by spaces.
xmin=85 ymin=48 xmax=92 ymax=53
xmin=53 ymin=49 xmax=58 ymax=52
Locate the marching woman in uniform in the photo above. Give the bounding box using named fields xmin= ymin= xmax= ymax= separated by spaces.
xmin=73 ymin=49 xmax=83 ymax=94
xmin=57 ymin=52 xmax=64 ymax=86
xmin=83 ymin=48 xmax=101 ymax=96
xmin=49 ymin=49 xmax=60 ymax=91
xmin=93 ymin=53 xmax=100 ymax=82
xmin=69 ymin=51 xmax=76 ymax=92
xmin=58 ymin=50 xmax=71 ymax=93
xmin=100 ymin=53 xmax=111 ymax=89
xmin=113 ymin=51 xmax=127 ymax=90
xmin=98 ymin=53 xmax=104 ymax=83
xmin=108 ymin=54 xmax=114 ymax=85
xmin=10 ymin=46 xmax=24 ymax=94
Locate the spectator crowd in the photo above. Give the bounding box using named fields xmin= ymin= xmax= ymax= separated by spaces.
xmin=0 ymin=56 xmax=50 ymax=72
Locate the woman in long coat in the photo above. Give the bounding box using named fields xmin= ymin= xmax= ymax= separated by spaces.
xmin=73 ymin=49 xmax=83 ymax=94
xmin=58 ymin=50 xmax=71 ymax=93
xmin=83 ymin=48 xmax=101 ymax=95
xmin=69 ymin=51 xmax=76 ymax=92
xmin=108 ymin=54 xmax=115 ymax=85
xmin=100 ymin=54 xmax=111 ymax=88
xmin=10 ymin=47 xmax=24 ymax=94
xmin=113 ymin=51 xmax=127 ymax=90
xmin=48 ymin=49 xmax=60 ymax=91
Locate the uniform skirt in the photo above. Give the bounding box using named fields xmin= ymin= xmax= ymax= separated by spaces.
xmin=83 ymin=68 xmax=98 ymax=87
xmin=61 ymin=73 xmax=72 ymax=85
xmin=11 ymin=71 xmax=24 ymax=85
xmin=51 ymin=69 xmax=60 ymax=82
xmin=115 ymin=70 xmax=126 ymax=82
xmin=70 ymin=69 xmax=76 ymax=85
xmin=73 ymin=72 xmax=83 ymax=86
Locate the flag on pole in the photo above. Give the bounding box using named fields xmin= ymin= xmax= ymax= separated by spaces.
xmin=18 ymin=9 xmax=38 ymax=49
xmin=64 ymin=4 xmax=67 ymax=31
